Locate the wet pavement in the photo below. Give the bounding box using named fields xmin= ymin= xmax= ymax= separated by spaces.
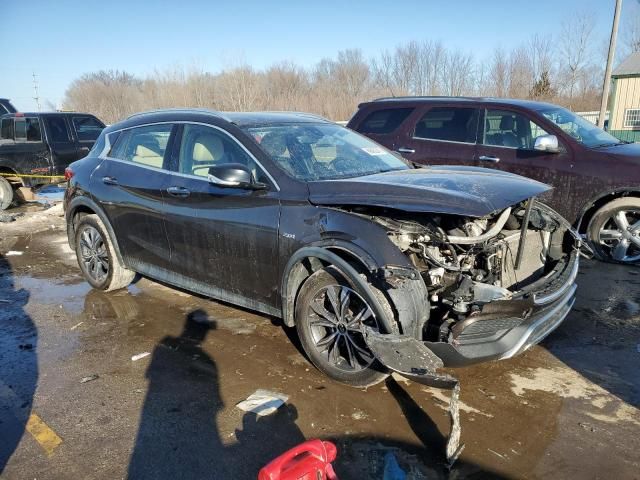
xmin=0 ymin=208 xmax=639 ymax=479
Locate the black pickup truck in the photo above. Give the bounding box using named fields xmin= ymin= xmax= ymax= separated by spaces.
xmin=0 ymin=111 xmax=105 ymax=209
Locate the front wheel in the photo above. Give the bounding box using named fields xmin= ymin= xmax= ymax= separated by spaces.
xmin=0 ymin=176 xmax=14 ymax=210
xmin=587 ymin=197 xmax=640 ymax=264
xmin=74 ymin=214 xmax=135 ymax=291
xmin=295 ymin=267 xmax=390 ymax=387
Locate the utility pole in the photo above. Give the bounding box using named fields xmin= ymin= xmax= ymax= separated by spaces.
xmin=32 ymin=72 xmax=41 ymax=111
xmin=598 ymin=0 xmax=623 ymax=128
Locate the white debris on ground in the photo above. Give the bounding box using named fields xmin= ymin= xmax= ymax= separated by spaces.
xmin=5 ymin=251 xmax=23 ymax=256
xmin=131 ymin=352 xmax=151 ymax=362
xmin=421 ymin=386 xmax=494 ymax=418
xmin=236 ymin=389 xmax=289 ymax=417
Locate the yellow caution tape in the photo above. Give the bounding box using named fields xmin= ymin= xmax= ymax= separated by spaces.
xmin=0 ymin=172 xmax=65 ymax=179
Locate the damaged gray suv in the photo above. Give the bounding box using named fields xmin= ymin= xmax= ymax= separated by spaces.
xmin=64 ymin=110 xmax=584 ymax=388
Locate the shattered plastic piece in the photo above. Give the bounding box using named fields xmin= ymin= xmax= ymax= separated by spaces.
xmin=5 ymin=251 xmax=23 ymax=256
xmin=383 ymin=452 xmax=406 ymax=480
xmin=70 ymin=322 xmax=84 ymax=331
xmin=259 ymin=439 xmax=338 ymax=480
xmin=236 ymin=389 xmax=289 ymax=417
xmin=80 ymin=374 xmax=99 ymax=384
xmin=131 ymin=352 xmax=151 ymax=361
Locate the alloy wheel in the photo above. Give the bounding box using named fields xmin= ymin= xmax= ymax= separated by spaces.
xmin=598 ymin=209 xmax=640 ymax=263
xmin=307 ymin=285 xmax=379 ymax=372
xmin=79 ymin=226 xmax=110 ymax=282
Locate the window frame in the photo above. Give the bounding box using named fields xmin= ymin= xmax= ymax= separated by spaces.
xmin=1 ymin=117 xmax=15 ymax=141
xmin=411 ymin=106 xmax=480 ymax=145
xmin=45 ymin=115 xmax=72 ymax=143
xmin=102 ymin=121 xmax=280 ymax=191
xmin=623 ymin=109 xmax=640 ymax=129
xmin=71 ymin=115 xmax=105 ymax=141
xmin=14 ymin=117 xmax=42 ymax=143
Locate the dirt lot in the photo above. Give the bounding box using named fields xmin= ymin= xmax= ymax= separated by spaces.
xmin=0 ymin=204 xmax=639 ymax=479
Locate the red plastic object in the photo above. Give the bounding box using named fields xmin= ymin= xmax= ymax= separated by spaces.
xmin=258 ymin=439 xmax=338 ymax=480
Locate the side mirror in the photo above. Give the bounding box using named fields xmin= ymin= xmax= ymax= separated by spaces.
xmin=533 ymin=134 xmax=559 ymax=153
xmin=207 ymin=163 xmax=266 ymax=189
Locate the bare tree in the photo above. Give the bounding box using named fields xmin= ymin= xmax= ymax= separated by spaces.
xmin=622 ymin=8 xmax=640 ymax=55
xmin=559 ymin=13 xmax=596 ymax=102
xmin=440 ymin=50 xmax=475 ymax=96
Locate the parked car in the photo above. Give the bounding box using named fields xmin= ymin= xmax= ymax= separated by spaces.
xmin=0 ymin=111 xmax=105 ymax=209
xmin=348 ymin=97 xmax=640 ymax=264
xmin=64 ymin=109 xmax=583 ymax=387
xmin=0 ymin=98 xmax=17 ymax=115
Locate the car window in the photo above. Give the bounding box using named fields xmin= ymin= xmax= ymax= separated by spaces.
xmin=14 ymin=117 xmax=42 ymax=142
xmin=46 ymin=116 xmax=71 ymax=142
xmin=358 ymin=108 xmax=414 ymax=134
xmin=483 ymin=109 xmax=551 ymax=150
xmin=177 ymin=124 xmax=269 ymax=183
xmin=0 ymin=118 xmax=14 ymax=140
xmin=110 ymin=124 xmax=173 ymax=169
xmin=413 ymin=107 xmax=478 ymax=143
xmin=247 ymin=123 xmax=408 ymax=181
xmin=72 ymin=116 xmax=104 ymax=141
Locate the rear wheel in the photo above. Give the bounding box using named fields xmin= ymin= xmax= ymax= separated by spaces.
xmin=587 ymin=197 xmax=640 ymax=264
xmin=295 ymin=267 xmax=390 ymax=387
xmin=0 ymin=176 xmax=14 ymax=210
xmin=74 ymin=214 xmax=135 ymax=291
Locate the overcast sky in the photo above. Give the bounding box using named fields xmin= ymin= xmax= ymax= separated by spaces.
xmin=1 ymin=0 xmax=638 ymax=111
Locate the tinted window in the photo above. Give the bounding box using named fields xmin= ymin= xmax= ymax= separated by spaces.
xmin=358 ymin=108 xmax=414 ymax=134
xmin=14 ymin=117 xmax=42 ymax=142
xmin=483 ymin=109 xmax=550 ymax=150
xmin=414 ymin=107 xmax=478 ymax=143
xmin=73 ymin=116 xmax=104 ymax=141
xmin=1 ymin=118 xmax=14 ymax=140
xmin=46 ymin=116 xmax=71 ymax=142
xmin=111 ymin=124 xmax=173 ymax=169
xmin=178 ymin=124 xmax=268 ymax=182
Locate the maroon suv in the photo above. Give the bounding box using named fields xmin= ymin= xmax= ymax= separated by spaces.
xmin=348 ymin=97 xmax=640 ymax=264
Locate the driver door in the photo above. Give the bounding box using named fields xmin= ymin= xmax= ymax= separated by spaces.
xmin=475 ymin=108 xmax=575 ymax=215
xmin=162 ymin=123 xmax=281 ymax=312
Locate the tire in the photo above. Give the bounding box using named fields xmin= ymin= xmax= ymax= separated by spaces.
xmin=0 ymin=176 xmax=13 ymax=210
xmin=295 ymin=266 xmax=391 ymax=388
xmin=587 ymin=197 xmax=640 ymax=264
xmin=74 ymin=214 xmax=135 ymax=291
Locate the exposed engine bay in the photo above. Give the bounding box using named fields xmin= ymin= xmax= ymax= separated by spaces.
xmin=368 ymin=198 xmax=580 ymax=341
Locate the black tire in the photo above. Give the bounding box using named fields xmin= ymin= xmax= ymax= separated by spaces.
xmin=587 ymin=197 xmax=640 ymax=264
xmin=0 ymin=176 xmax=13 ymax=210
xmin=74 ymin=214 xmax=135 ymax=291
xmin=295 ymin=267 xmax=391 ymax=388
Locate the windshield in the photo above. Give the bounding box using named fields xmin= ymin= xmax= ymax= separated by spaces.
xmin=539 ymin=107 xmax=623 ymax=148
xmin=246 ymin=123 xmax=409 ymax=181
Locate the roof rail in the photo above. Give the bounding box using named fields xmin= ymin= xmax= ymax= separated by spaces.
xmin=371 ymin=95 xmax=483 ymax=102
xmin=126 ymin=108 xmax=231 ymax=121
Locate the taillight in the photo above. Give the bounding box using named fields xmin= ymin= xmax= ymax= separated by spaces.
xmin=64 ymin=167 xmax=74 ymax=181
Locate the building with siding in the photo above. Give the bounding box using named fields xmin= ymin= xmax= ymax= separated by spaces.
xmin=610 ymin=52 xmax=640 ymax=142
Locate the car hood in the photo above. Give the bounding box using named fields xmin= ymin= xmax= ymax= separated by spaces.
xmin=595 ymin=141 xmax=640 ymax=160
xmin=307 ymin=166 xmax=551 ymax=217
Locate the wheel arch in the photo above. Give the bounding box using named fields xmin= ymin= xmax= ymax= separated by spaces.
xmin=66 ymin=196 xmax=126 ymax=266
xmin=577 ymin=187 xmax=640 ymax=233
xmin=0 ymin=166 xmax=24 ymax=187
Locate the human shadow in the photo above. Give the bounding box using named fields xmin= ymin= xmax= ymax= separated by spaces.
xmin=127 ymin=308 xmax=306 ymax=479
xmin=0 ymin=253 xmax=38 ymax=473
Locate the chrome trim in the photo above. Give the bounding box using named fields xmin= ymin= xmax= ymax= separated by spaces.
xmin=100 ymin=121 xmax=280 ymax=191
xmin=533 ymin=255 xmax=580 ymax=306
xmin=500 ymin=284 xmax=577 ymax=360
xmin=207 ymin=173 xmax=242 ymax=187
xmin=411 ymin=136 xmax=477 ymax=146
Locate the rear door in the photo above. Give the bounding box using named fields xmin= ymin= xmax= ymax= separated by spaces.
xmin=475 ymin=108 xmax=575 ymax=212
xmin=161 ymin=122 xmax=281 ymax=311
xmin=70 ymin=115 xmax=105 ymax=159
xmin=43 ymin=115 xmax=77 ymax=175
xmin=0 ymin=116 xmax=50 ymax=178
xmin=394 ymin=105 xmax=480 ymax=167
xmin=94 ymin=123 xmax=175 ymax=273
xmin=350 ymin=107 xmax=415 ymax=150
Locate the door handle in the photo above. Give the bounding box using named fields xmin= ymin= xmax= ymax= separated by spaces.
xmin=479 ymin=155 xmax=500 ymax=163
xmin=166 ymin=186 xmax=191 ymax=198
xmin=102 ymin=176 xmax=119 ymax=185
xmin=397 ymin=147 xmax=416 ymax=154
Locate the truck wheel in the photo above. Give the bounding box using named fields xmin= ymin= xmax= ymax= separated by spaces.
xmin=0 ymin=176 xmax=13 ymax=210
xmin=74 ymin=214 xmax=135 ymax=291
xmin=295 ymin=266 xmax=390 ymax=387
xmin=587 ymin=197 xmax=640 ymax=264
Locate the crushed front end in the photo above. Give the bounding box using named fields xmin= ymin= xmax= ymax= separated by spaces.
xmin=369 ymin=198 xmax=585 ymax=369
